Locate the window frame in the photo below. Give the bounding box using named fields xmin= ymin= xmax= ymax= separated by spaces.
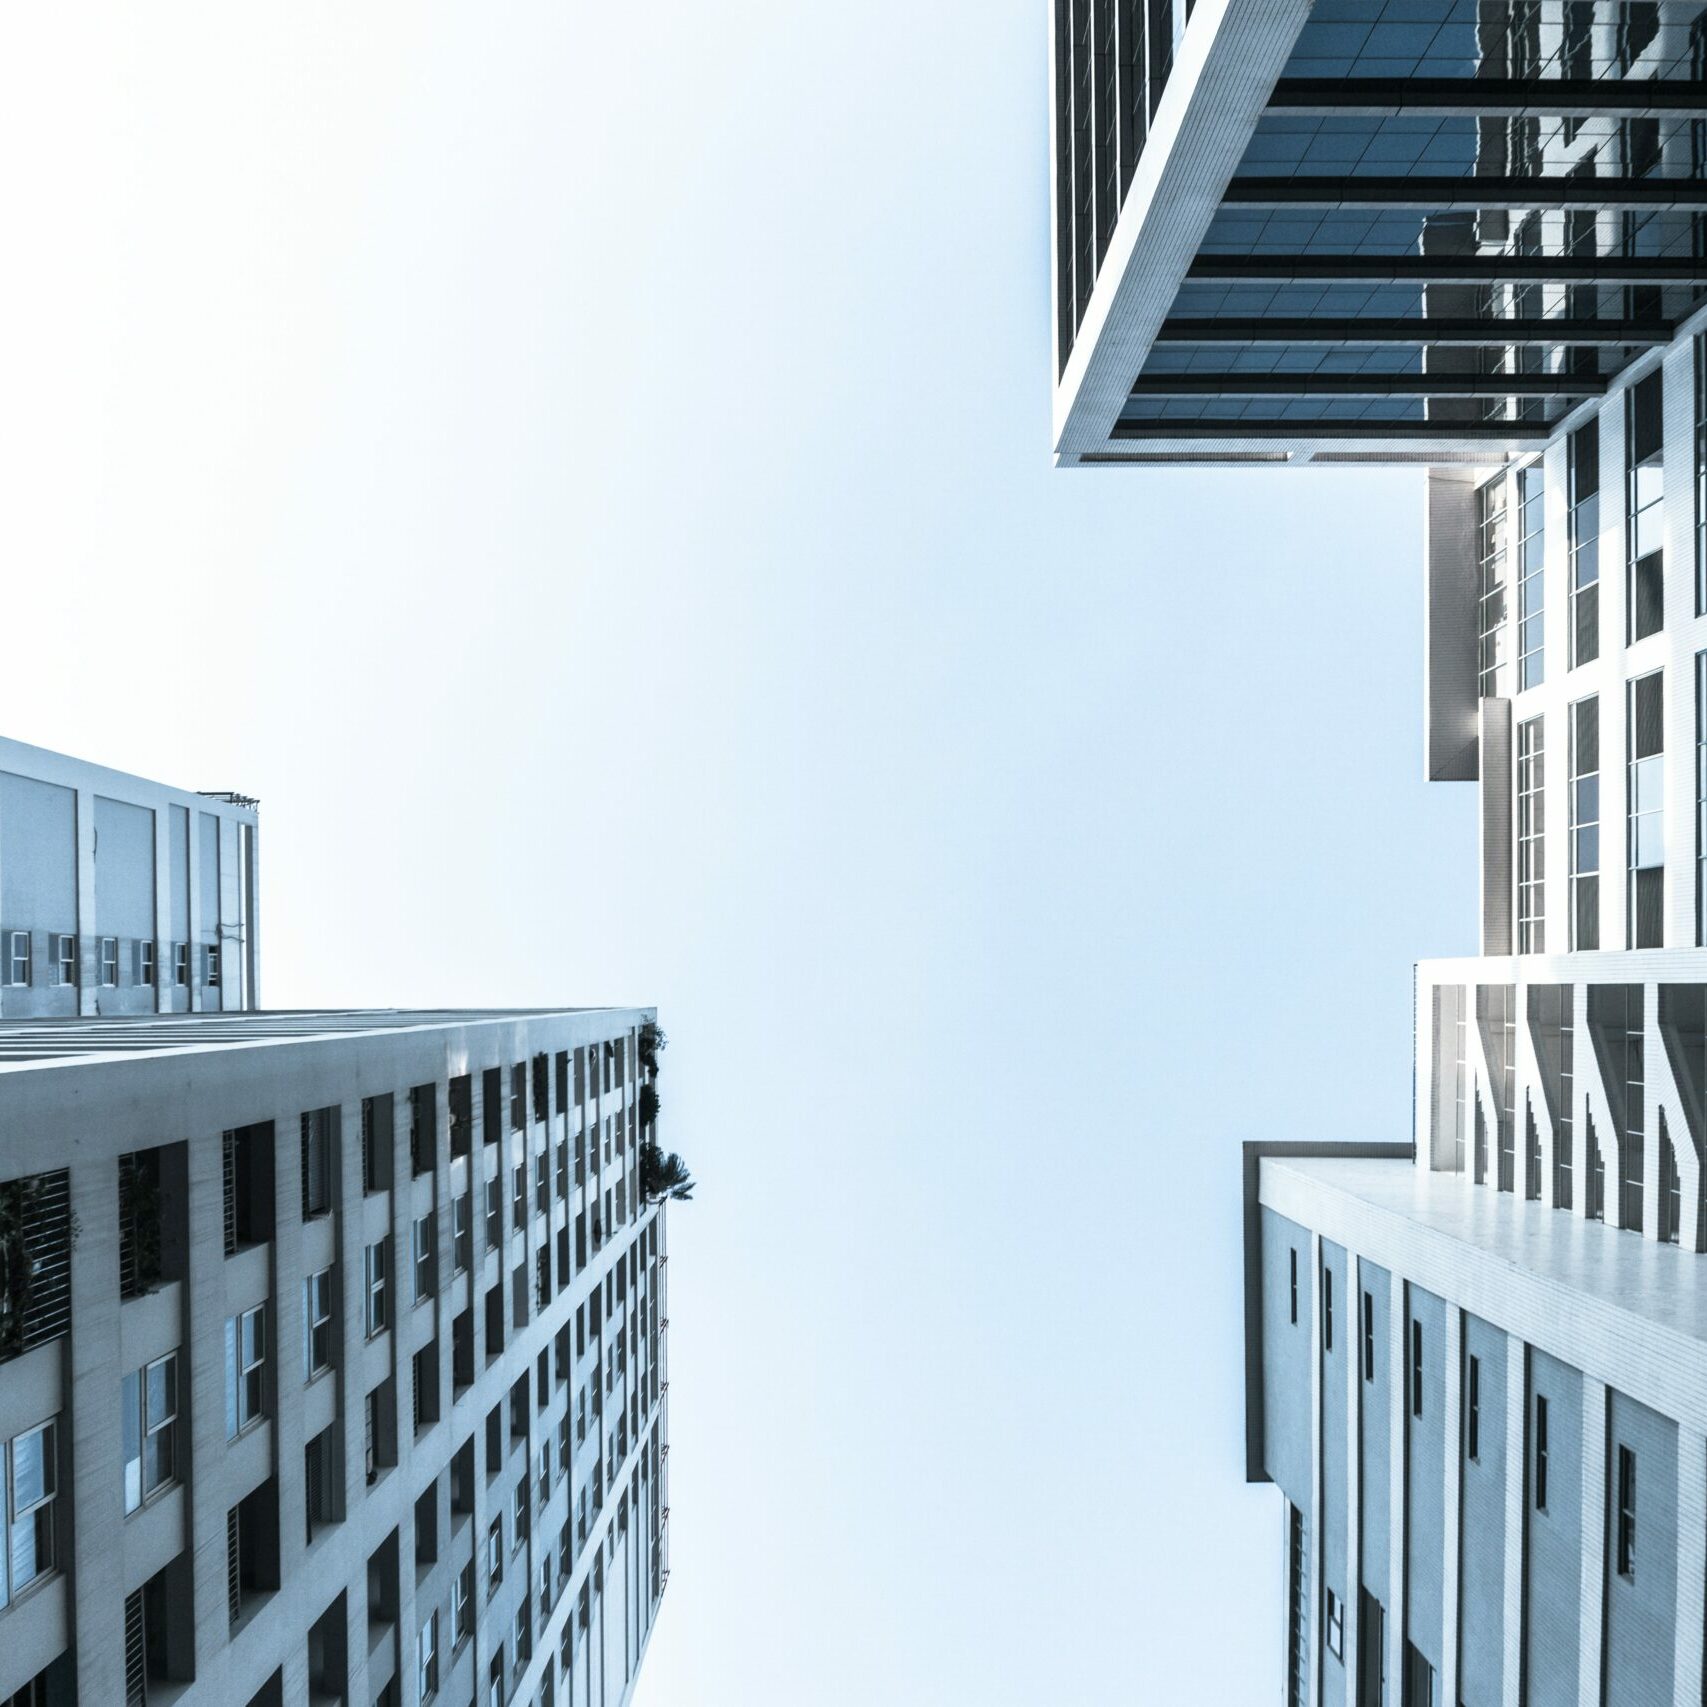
xmin=6 ymin=930 xmax=29 ymax=988
xmin=364 ymin=1240 xmax=390 ymax=1339
xmin=414 ymin=1213 xmax=436 ymax=1302
xmin=55 ymin=935 xmax=75 ymax=987
xmin=7 ymin=1420 xmax=57 ymax=1600
xmin=226 ymin=1305 xmax=268 ymax=1439
xmin=122 ymin=1352 xmax=179 ymax=1514
xmin=305 ymin=1268 xmax=334 ymax=1380
xmin=99 ymin=936 xmax=118 ymax=987
xmin=418 ymin=1607 xmax=439 ymax=1702
xmin=1616 ymin=1443 xmax=1637 ymax=1578
xmin=138 ymin=938 xmax=155 ymax=987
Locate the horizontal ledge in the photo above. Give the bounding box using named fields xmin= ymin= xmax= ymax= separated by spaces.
xmin=1128 ymin=371 xmax=1604 ymax=397
xmin=1222 ymin=174 xmax=1707 ymax=209
xmin=1266 ymin=77 xmax=1707 ymax=119
xmin=1154 ymin=316 xmax=1672 ymax=346
xmin=1111 ymin=418 xmax=1555 ymax=443
xmin=1187 ymin=256 xmax=1707 ymax=283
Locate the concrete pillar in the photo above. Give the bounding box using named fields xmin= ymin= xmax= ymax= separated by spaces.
xmin=1578 ymin=1381 xmax=1608 ymax=1707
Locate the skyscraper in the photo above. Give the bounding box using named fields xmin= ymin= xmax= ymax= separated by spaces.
xmin=1049 ymin=2 xmax=1707 ymax=1700
xmin=0 ymin=739 xmax=670 ymax=1707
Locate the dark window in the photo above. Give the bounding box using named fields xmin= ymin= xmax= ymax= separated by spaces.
xmin=1467 ymin=1355 xmax=1481 ymax=1462
xmin=1288 ymin=1248 xmax=1298 ymax=1326
xmin=1569 ymin=417 xmax=1600 ymax=665
xmin=1617 ymin=1443 xmax=1637 ymax=1577
xmin=1323 ymin=1265 xmax=1333 ymax=1353
xmin=1362 ymin=1291 xmax=1375 ymax=1384
xmin=1535 ymin=1394 xmax=1550 ymax=1511
xmin=1628 ymin=671 xmax=1665 ymax=948
xmin=1627 ymin=370 xmax=1665 ymax=644
xmin=1571 ymin=696 xmax=1601 ymax=950
xmin=1410 ymin=1320 xmax=1423 ymax=1419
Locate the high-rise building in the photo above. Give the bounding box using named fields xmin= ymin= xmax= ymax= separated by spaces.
xmin=1047 ymin=3 xmax=1707 ymax=1700
xmin=0 ymin=743 xmax=670 ymax=1707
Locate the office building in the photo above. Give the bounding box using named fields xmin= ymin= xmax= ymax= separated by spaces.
xmin=0 ymin=744 xmax=669 ymax=1707
xmin=1047 ymin=0 xmax=1707 ymax=1700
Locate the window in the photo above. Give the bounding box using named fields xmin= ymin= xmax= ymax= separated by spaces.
xmin=122 ymin=1353 xmax=178 ymax=1513
xmin=1628 ymin=369 xmax=1665 ymax=642
xmin=1628 ymin=671 xmax=1664 ymax=949
xmin=1325 ymin=1586 xmax=1344 ymax=1661
xmin=1362 ymin=1291 xmax=1375 ymax=1383
xmin=1569 ymin=417 xmax=1600 ymax=665
xmin=225 ymin=1306 xmax=267 ymax=1438
xmin=173 ymin=942 xmax=189 ymax=986
xmin=486 ymin=1516 xmax=503 ymax=1594
xmin=1410 ymin=1319 xmax=1423 ymax=1419
xmin=511 ymin=1063 xmax=526 ymax=1130
xmin=99 ymin=936 xmax=118 ymax=986
xmin=1288 ymin=1248 xmax=1298 ymax=1325
xmin=451 ymin=1561 xmax=473 ymax=1649
xmin=538 ymin=1443 xmax=551 ymax=1505
xmin=305 ymin=1268 xmax=334 ymax=1378
xmin=5 ymin=931 xmax=28 ymax=987
xmin=1517 ymin=717 xmax=1545 ymax=952
xmin=1516 ymin=462 xmax=1544 ymax=689
xmin=4 ymin=1422 xmax=57 ymax=1602
xmin=485 ymin=1175 xmax=501 ymax=1249
xmin=1466 ymin=1354 xmax=1481 ymax=1462
xmin=364 ymin=1241 xmax=389 ymax=1338
xmin=1571 ymin=696 xmax=1601 ymax=949
xmin=300 ymin=1111 xmax=333 ymax=1219
xmin=1697 ymin=334 xmax=1706 ymax=616
xmin=1323 ymin=1265 xmax=1333 ymax=1352
xmin=512 ymin=1163 xmax=526 ymax=1231
xmin=418 ymin=1609 xmax=439 ymax=1702
xmin=205 ymin=942 xmax=221 ymax=988
xmin=55 ymin=935 xmax=75 ymax=986
xmin=1617 ymin=1443 xmax=1637 ymax=1577
xmin=414 ymin=1214 xmax=435 ymax=1301
xmin=452 ymin=1193 xmax=471 ymax=1274
xmin=1535 ymin=1394 xmax=1550 ymax=1511
xmin=512 ymin=1476 xmax=528 ymax=1546
xmin=138 ymin=939 xmax=155 ymax=987
xmin=1477 ymin=476 xmax=1509 ymax=697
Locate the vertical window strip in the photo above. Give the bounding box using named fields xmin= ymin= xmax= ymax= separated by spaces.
xmin=1627 ymin=368 xmax=1665 ymax=645
xmin=1569 ymin=417 xmax=1600 ymax=666
xmin=1571 ymin=696 xmax=1601 ymax=950
xmin=1518 ymin=716 xmax=1546 ymax=951
xmin=1477 ymin=476 xmax=1509 ymax=698
xmin=1628 ymin=671 xmax=1665 ymax=950
xmin=1516 ymin=463 xmax=1545 ymax=689
xmin=1696 ymin=332 xmax=1706 ymax=618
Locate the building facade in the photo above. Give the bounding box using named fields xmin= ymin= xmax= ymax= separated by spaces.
xmin=0 ymin=748 xmax=669 ymax=1707
xmin=1046 ymin=0 xmax=1707 ymax=1699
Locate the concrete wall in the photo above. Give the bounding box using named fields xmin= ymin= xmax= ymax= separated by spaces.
xmin=1526 ymin=1349 xmax=1583 ymax=1707
xmin=1604 ymin=1391 xmax=1677 ymax=1705
xmin=1320 ymin=1238 xmax=1348 ymax=1707
xmin=1359 ymin=1259 xmax=1391 ymax=1617
xmin=1405 ymin=1285 xmax=1447 ymax=1675
xmin=1456 ymin=1314 xmax=1506 ymax=1706
xmin=1261 ymin=1208 xmax=1313 ymax=1510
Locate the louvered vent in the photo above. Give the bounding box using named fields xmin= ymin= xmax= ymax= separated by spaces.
xmin=124 ymin=1588 xmax=147 ymax=1707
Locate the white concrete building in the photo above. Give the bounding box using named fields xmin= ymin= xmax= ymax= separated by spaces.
xmin=0 ymin=748 xmax=670 ymax=1707
xmin=1046 ymin=0 xmax=1707 ymax=1698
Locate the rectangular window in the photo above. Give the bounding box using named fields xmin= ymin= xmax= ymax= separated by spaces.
xmin=1325 ymin=1585 xmax=1344 ymax=1661
xmin=1477 ymin=476 xmax=1509 ymax=697
xmin=138 ymin=939 xmax=155 ymax=987
xmin=1518 ymin=715 xmax=1545 ymax=951
xmin=512 ymin=1163 xmax=526 ymax=1231
xmin=1571 ymin=696 xmax=1600 ymax=949
xmin=1535 ymin=1394 xmax=1550 ymax=1511
xmin=486 ymin=1516 xmax=503 ymax=1594
xmin=122 ymin=1353 xmax=178 ymax=1514
xmin=413 ymin=1214 xmax=435 ymax=1302
xmin=206 ymin=943 xmax=221 ymax=987
xmin=1323 ymin=1265 xmax=1333 ymax=1352
xmin=5 ymin=930 xmax=28 ymax=987
xmin=305 ymin=1269 xmax=334 ymax=1379
xmin=1467 ymin=1354 xmax=1481 ymax=1462
xmin=56 ymin=935 xmax=75 ymax=986
xmin=1617 ymin=1443 xmax=1637 ymax=1577
xmin=1629 ymin=671 xmax=1664 ymax=948
xmin=452 ymin=1561 xmax=473 ymax=1648
xmin=1410 ymin=1319 xmax=1423 ymax=1418
xmin=1569 ymin=416 xmax=1601 ymax=664
xmin=300 ymin=1111 xmax=333 ymax=1219
xmin=224 ymin=1306 xmax=266 ymax=1439
xmin=173 ymin=942 xmax=189 ymax=986
xmin=1288 ymin=1248 xmax=1298 ymax=1325
xmin=513 ymin=1478 xmax=528 ymax=1547
xmin=418 ymin=1609 xmax=439 ymax=1701
xmin=364 ymin=1241 xmax=389 ymax=1338
xmin=452 ymin=1193 xmax=471 ymax=1274
xmin=1628 ymin=368 xmax=1665 ymax=643
xmin=7 ymin=1422 xmax=57 ymax=1599
xmin=1362 ymin=1290 xmax=1375 ymax=1383
xmin=99 ymin=936 xmax=118 ymax=986
xmin=1516 ymin=461 xmax=1545 ymax=689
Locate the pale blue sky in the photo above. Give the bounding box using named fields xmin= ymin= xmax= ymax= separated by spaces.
xmin=2 ymin=6 xmax=1477 ymax=1701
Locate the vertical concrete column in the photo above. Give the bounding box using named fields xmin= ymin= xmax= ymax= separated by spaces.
xmin=1388 ymin=1282 xmax=1407 ymax=1701
xmin=1424 ymin=467 xmax=1481 ymax=783
xmin=1578 ymin=1381 xmax=1608 ymax=1707
xmin=1674 ymin=1425 xmax=1706 ymax=1707
xmin=186 ymin=1121 xmax=234 ymax=1675
xmin=245 ymin=819 xmax=262 ymax=1010
xmin=151 ymin=810 xmax=170 ymax=1015
xmin=185 ymin=809 xmax=203 ymax=1015
xmin=1481 ymin=700 xmax=1516 ymax=956
xmin=1441 ymin=1309 xmax=1463 ymax=1706
xmin=73 ymin=787 xmax=96 ymax=1015
xmin=69 ymin=1156 xmax=125 ymax=1706
xmin=1500 ymin=1342 xmax=1527 ymax=1707
xmin=273 ymin=1103 xmax=308 ymax=1597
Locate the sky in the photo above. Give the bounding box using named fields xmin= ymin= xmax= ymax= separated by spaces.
xmin=1 ymin=6 xmax=1477 ymax=1702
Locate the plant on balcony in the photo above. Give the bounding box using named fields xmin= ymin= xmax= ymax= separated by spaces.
xmin=638 ymin=1022 xmax=667 ymax=1077
xmin=638 ymin=1140 xmax=695 ymax=1204
xmin=638 ymin=1082 xmax=660 ymax=1128
xmin=119 ymin=1153 xmax=164 ymax=1295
